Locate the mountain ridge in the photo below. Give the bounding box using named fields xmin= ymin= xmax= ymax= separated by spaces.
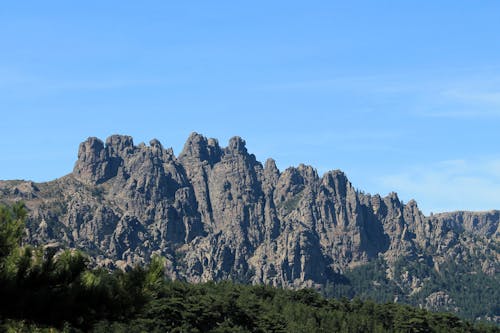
xmin=1 ymin=133 xmax=498 ymax=321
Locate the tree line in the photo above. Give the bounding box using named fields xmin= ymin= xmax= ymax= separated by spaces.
xmin=1 ymin=202 xmax=498 ymax=332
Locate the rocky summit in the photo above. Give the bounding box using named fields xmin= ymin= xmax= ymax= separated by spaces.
xmin=0 ymin=133 xmax=498 ymax=320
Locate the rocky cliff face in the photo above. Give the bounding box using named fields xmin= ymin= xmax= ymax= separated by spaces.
xmin=1 ymin=133 xmax=498 ymax=295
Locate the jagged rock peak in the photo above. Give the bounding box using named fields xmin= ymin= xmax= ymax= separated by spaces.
xmin=294 ymin=164 xmax=319 ymax=185
xmin=76 ymin=137 xmax=105 ymax=163
xmin=321 ymin=169 xmax=349 ymax=187
xmin=263 ymin=158 xmax=280 ymax=187
xmin=226 ymin=136 xmax=247 ymax=154
xmin=81 ymin=136 xmax=105 ymax=152
xmin=73 ymin=137 xmax=108 ymax=184
xmin=264 ymin=158 xmax=279 ymax=174
xmin=386 ymin=192 xmax=400 ymax=202
xmin=179 ymin=132 xmax=222 ymax=163
xmin=105 ymin=135 xmax=134 ymax=154
xmin=74 ymin=134 xmax=174 ymax=184
xmin=323 ymin=169 xmax=347 ymax=178
xmin=149 ymin=138 xmax=163 ymax=149
xmin=406 ymin=199 xmax=418 ymax=208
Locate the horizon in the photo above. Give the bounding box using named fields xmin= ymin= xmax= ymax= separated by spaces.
xmin=1 ymin=1 xmax=500 ymax=214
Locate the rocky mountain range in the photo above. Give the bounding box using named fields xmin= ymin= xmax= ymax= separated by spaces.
xmin=1 ymin=133 xmax=498 ymax=321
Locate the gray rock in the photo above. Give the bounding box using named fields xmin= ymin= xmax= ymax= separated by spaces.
xmin=1 ymin=133 xmax=498 ymax=294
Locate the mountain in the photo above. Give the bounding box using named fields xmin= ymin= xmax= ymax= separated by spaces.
xmin=0 ymin=133 xmax=498 ymax=322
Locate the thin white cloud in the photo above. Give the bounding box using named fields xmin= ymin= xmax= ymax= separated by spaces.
xmin=271 ymin=129 xmax=407 ymax=156
xmin=376 ymin=157 xmax=500 ymax=214
xmin=413 ymin=109 xmax=498 ymax=118
xmin=257 ymin=74 xmax=417 ymax=94
xmin=442 ymin=89 xmax=500 ymax=105
xmin=257 ymin=68 xmax=500 ymax=118
xmin=0 ymin=68 xmax=165 ymax=94
xmin=414 ymin=76 xmax=500 ymax=118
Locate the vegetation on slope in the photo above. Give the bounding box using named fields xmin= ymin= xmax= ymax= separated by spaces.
xmin=1 ymin=203 xmax=498 ymax=332
xmin=322 ymin=256 xmax=499 ymax=322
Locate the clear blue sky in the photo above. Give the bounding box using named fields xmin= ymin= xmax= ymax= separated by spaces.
xmin=1 ymin=1 xmax=500 ymax=214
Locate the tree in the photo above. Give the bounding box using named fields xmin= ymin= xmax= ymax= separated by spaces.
xmin=0 ymin=202 xmax=26 ymax=260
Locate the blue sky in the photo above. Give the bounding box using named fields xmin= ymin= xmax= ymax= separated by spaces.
xmin=1 ymin=1 xmax=500 ymax=214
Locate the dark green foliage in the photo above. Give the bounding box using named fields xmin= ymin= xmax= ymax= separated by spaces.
xmin=0 ymin=201 xmax=26 ymax=259
xmin=322 ymin=257 xmax=406 ymax=303
xmin=323 ymin=256 xmax=499 ymax=323
xmin=1 ymin=202 xmax=499 ymax=332
xmin=409 ymin=259 xmax=500 ymax=320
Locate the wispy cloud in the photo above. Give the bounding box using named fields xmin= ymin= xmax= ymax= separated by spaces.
xmin=258 ymin=68 xmax=500 ymax=119
xmin=412 ymin=75 xmax=500 ymax=118
xmin=0 ymin=68 xmax=165 ymax=95
xmin=257 ymin=74 xmax=417 ymax=94
xmin=376 ymin=157 xmax=500 ymax=214
xmin=269 ymin=129 xmax=407 ymax=157
xmin=412 ymin=109 xmax=499 ymax=118
xmin=442 ymin=89 xmax=500 ymax=105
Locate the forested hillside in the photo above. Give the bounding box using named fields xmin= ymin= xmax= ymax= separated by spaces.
xmin=1 ymin=203 xmax=498 ymax=332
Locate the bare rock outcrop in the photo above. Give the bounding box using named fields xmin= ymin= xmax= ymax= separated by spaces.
xmin=0 ymin=133 xmax=498 ymax=294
